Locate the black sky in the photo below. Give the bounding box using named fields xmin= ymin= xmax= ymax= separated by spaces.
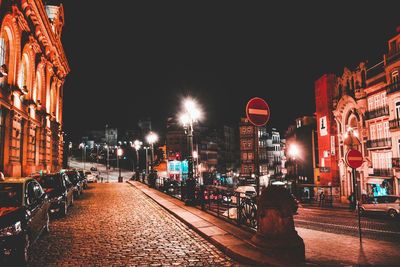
xmin=60 ymin=1 xmax=400 ymax=140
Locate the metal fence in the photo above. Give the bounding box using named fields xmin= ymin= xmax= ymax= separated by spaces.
xmin=141 ymin=177 xmax=258 ymax=230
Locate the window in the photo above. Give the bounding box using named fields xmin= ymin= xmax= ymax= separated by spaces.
xmin=392 ymin=70 xmax=399 ymax=84
xmin=248 ymin=153 xmax=253 ymax=160
xmin=396 ymin=102 xmax=400 ymax=119
xmin=383 ymin=121 xmax=389 ymax=138
xmin=376 ymin=123 xmax=383 ymax=139
xmin=374 ymin=94 xmax=381 ymax=109
xmin=242 ymin=153 xmax=248 ymax=160
xmin=18 ymin=61 xmax=27 ymax=89
xmin=370 ymin=124 xmax=376 ymax=140
xmin=0 ymin=38 xmax=6 ymax=66
xmin=368 ymin=97 xmax=374 ymax=111
xmin=381 ymin=92 xmax=387 ymax=107
xmin=372 ymin=153 xmax=378 ymax=169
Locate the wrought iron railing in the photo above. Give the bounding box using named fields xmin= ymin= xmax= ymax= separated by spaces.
xmin=389 ymin=118 xmax=400 ymax=130
xmin=142 ymin=177 xmax=258 ymax=230
xmin=386 ymin=81 xmax=400 ymax=94
xmin=366 ymin=138 xmax=392 ymax=148
xmin=365 ymin=106 xmax=389 ymax=120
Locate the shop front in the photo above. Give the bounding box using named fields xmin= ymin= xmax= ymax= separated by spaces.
xmin=366 ymin=177 xmax=394 ymax=197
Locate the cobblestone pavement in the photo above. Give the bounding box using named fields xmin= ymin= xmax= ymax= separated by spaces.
xmin=28 ymin=183 xmax=243 ymax=266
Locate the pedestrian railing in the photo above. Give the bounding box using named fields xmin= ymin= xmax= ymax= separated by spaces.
xmin=201 ymin=185 xmax=257 ymax=230
xmin=139 ymin=177 xmax=258 ymax=231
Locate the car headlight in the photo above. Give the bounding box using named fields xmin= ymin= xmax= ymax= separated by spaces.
xmin=0 ymin=221 xmax=22 ymax=237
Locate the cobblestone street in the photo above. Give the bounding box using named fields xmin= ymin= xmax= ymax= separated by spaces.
xmin=29 ymin=182 xmax=242 ymax=266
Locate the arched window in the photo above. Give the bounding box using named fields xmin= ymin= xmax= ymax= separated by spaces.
xmin=0 ymin=37 xmax=6 ymax=66
xmin=392 ymin=70 xmax=399 ymax=84
xmin=18 ymin=60 xmax=27 ymax=90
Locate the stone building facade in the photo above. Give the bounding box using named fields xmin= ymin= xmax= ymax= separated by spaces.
xmin=0 ymin=0 xmax=69 ymax=176
xmin=315 ymin=28 xmax=400 ymax=202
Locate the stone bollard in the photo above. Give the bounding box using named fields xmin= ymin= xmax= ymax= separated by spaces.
xmin=251 ymin=185 xmax=305 ymax=262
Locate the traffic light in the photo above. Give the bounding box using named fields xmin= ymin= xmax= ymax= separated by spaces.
xmin=175 ymin=152 xmax=181 ymax=161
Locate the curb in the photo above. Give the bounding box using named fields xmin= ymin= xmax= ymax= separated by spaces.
xmin=127 ymin=181 xmax=314 ymax=267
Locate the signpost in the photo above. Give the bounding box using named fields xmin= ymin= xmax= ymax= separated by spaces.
xmin=246 ymin=97 xmax=270 ymax=127
xmin=345 ymin=149 xmax=363 ymax=243
xmin=246 ymin=97 xmax=270 ymax=196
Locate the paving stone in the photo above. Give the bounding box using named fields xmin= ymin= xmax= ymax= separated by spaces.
xmin=28 ymin=183 xmax=245 ymax=266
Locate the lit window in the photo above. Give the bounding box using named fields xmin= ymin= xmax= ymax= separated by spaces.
xmin=18 ymin=61 xmax=27 ymax=89
xmin=392 ymin=70 xmax=399 ymax=84
xmin=0 ymin=38 xmax=5 ymax=66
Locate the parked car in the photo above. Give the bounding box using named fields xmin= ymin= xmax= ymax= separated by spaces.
xmin=360 ymin=195 xmax=400 ymax=218
xmin=0 ymin=176 xmax=50 ymax=265
xmin=61 ymin=170 xmax=83 ymax=198
xmin=33 ymin=173 xmax=74 ymax=217
xmin=85 ymin=171 xmax=98 ymax=183
xmin=76 ymin=170 xmax=88 ymax=189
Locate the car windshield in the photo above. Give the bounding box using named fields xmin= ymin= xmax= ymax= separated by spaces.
xmin=36 ymin=175 xmax=62 ymax=189
xmin=0 ymin=183 xmax=22 ymax=207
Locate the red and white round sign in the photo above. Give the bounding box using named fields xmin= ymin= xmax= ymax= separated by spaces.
xmin=345 ymin=149 xmax=363 ymax=169
xmin=246 ymin=97 xmax=270 ymax=127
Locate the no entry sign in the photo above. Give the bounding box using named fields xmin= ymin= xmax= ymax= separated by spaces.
xmin=246 ymin=97 xmax=270 ymax=127
xmin=345 ymin=149 xmax=363 ymax=169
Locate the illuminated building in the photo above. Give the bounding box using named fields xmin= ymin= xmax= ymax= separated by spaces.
xmin=315 ymin=28 xmax=400 ymax=201
xmin=0 ymin=0 xmax=69 ymax=176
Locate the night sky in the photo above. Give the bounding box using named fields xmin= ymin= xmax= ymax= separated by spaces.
xmin=59 ymin=1 xmax=400 ymax=140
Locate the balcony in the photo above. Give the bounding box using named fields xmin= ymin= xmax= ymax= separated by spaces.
xmin=386 ymin=49 xmax=400 ymax=65
xmin=389 ymin=118 xmax=400 ymax=130
xmin=371 ymin=168 xmax=392 ymax=177
xmin=392 ymin=158 xmax=400 ymax=168
xmin=366 ymin=138 xmax=392 ymax=149
xmin=365 ymin=106 xmax=389 ymax=120
xmin=386 ymin=81 xmax=400 ymax=95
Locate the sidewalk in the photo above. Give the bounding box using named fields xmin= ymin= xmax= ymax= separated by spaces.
xmin=128 ymin=181 xmax=400 ymax=267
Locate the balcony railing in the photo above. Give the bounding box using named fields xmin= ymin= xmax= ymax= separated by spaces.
xmin=386 ymin=81 xmax=400 ymax=94
xmin=366 ymin=138 xmax=392 ymax=149
xmin=386 ymin=49 xmax=400 ymax=65
xmin=372 ymin=168 xmax=392 ymax=177
xmin=389 ymin=118 xmax=400 ymax=130
xmin=392 ymin=158 xmax=400 ymax=168
xmin=365 ymin=105 xmax=389 ymax=120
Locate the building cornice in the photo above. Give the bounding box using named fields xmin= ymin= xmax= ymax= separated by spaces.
xmin=21 ymin=0 xmax=70 ymax=78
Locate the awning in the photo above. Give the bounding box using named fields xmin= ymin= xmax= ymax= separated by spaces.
xmin=366 ymin=178 xmax=387 ymax=184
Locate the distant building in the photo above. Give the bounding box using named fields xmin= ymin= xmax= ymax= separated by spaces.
xmin=285 ymin=116 xmax=319 ymax=200
xmin=239 ymin=118 xmax=284 ymax=178
xmin=0 ymin=1 xmax=70 ymax=176
xmin=105 ymin=127 xmax=118 ymax=147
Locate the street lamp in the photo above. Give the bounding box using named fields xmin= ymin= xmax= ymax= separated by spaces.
xmin=179 ymin=97 xmax=203 ymax=205
xmin=131 ymin=140 xmax=142 ymax=180
xmin=288 ymin=144 xmax=299 ymax=196
xmin=146 ymin=132 xmax=158 ymax=171
xmin=117 ymin=147 xmax=123 ymax=182
xmin=143 ymin=146 xmax=150 ymax=181
xmin=79 ymin=143 xmax=87 ymax=171
xmin=105 ymin=144 xmax=110 ymax=183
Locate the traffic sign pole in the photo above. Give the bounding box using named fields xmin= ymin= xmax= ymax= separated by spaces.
xmin=346 ymin=149 xmax=363 ymax=243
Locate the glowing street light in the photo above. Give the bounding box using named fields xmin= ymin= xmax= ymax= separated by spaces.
xmin=146 ymin=132 xmax=158 ymax=171
xmin=179 ymin=97 xmax=203 ymax=205
xmin=117 ymin=147 xmax=123 ymax=182
xmin=131 ymin=139 xmax=143 ymax=180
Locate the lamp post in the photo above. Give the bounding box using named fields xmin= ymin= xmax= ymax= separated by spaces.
xmin=117 ymin=147 xmax=123 ymax=182
xmin=68 ymin=142 xmax=72 ymax=168
xmin=105 ymin=144 xmax=109 ymax=183
xmin=131 ymin=140 xmax=142 ymax=180
xmin=343 ymin=127 xmax=363 ymax=242
xmin=179 ymin=97 xmax=203 ymax=205
xmin=79 ymin=143 xmax=87 ymax=171
xmin=288 ymin=144 xmax=299 ymax=196
xmin=146 ymin=132 xmax=158 ymax=171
